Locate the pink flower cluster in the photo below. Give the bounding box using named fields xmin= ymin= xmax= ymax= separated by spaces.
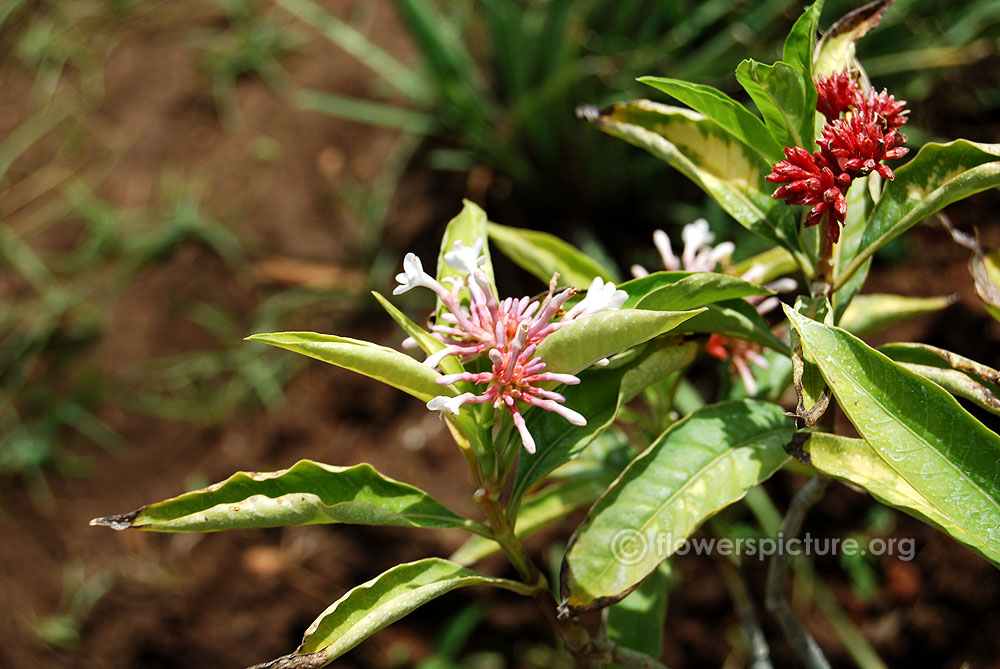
xmin=766 ymin=70 xmax=909 ymax=243
xmin=395 ymin=240 xmax=626 ymax=453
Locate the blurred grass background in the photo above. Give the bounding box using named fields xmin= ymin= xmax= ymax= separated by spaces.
xmin=0 ymin=0 xmax=998 ymax=660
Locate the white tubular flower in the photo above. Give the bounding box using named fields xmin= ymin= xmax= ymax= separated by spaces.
xmin=681 ymin=218 xmax=715 ymax=268
xmin=565 ymin=277 xmax=627 ymax=320
xmin=443 ymin=239 xmax=486 ymax=275
xmin=426 ymin=393 xmax=476 ymax=416
xmin=740 ymin=263 xmax=767 ymax=284
xmin=707 ymin=241 xmax=735 ymax=268
xmin=653 ymin=228 xmax=681 ymax=271
xmin=394 ymin=253 xmax=432 ymax=295
xmin=630 ymin=264 xmax=650 ymax=278
xmin=765 ymin=277 xmax=798 ymax=294
xmin=640 ymin=221 xmax=735 ymax=275
xmin=748 ymin=278 xmax=798 ymax=315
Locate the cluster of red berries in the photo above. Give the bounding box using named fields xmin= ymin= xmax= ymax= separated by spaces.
xmin=766 ymin=70 xmax=909 ymax=242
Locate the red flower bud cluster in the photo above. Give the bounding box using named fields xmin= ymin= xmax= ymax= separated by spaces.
xmin=766 ymin=70 xmax=909 ymax=243
xmin=767 ymin=147 xmax=852 ymax=240
xmin=815 ymin=70 xmax=857 ymax=122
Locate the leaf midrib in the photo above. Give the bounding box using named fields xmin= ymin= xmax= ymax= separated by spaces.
xmin=575 ymin=426 xmax=789 ymax=594
xmin=813 ymin=327 xmax=1000 ymax=519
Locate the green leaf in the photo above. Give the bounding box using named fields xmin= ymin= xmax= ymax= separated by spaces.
xmin=90 ymin=460 xmax=485 ymax=534
xmin=804 ymin=433 xmax=1000 ymax=565
xmin=535 ymin=308 xmax=703 ymax=376
xmin=245 ymin=331 xmax=455 ymax=403
xmin=678 ymin=299 xmax=789 ymax=354
xmin=813 ymin=0 xmax=893 ymax=77
xmin=487 ymin=222 xmax=619 ymax=288
xmin=879 ymin=342 xmax=1000 ymax=417
xmin=435 ymin=200 xmax=496 ymax=321
xmin=839 ymin=141 xmax=1000 ymax=289
xmin=735 ymin=59 xmax=811 ymax=151
xmin=839 ymin=293 xmax=953 ymax=336
xmin=253 ymin=558 xmax=533 ymax=668
xmin=371 ymin=294 xmax=461 ymax=376
xmin=637 ymin=77 xmax=784 ymax=162
xmin=511 ymin=341 xmax=700 ymax=512
xmin=296 ymin=90 xmax=437 ymax=134
xmin=604 ymin=561 xmax=671 ymax=658
xmin=273 ymin=0 xmax=430 ymax=103
xmin=730 ymin=246 xmax=799 ymax=284
xmin=620 ymin=271 xmax=772 ymax=310
xmin=579 ymin=101 xmax=800 ymax=255
xmin=783 ymin=0 xmax=824 ymax=82
xmin=878 ymin=342 xmax=1000 ymax=388
xmin=450 ymin=473 xmax=613 ymax=565
xmin=784 ymin=306 xmax=1000 ymax=561
xmin=896 ymin=364 xmax=1000 ymax=417
xmin=371 ymin=292 xmax=463 ymax=376
xmin=560 ymin=400 xmax=793 ymax=613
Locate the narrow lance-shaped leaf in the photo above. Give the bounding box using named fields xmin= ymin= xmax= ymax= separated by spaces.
xmin=561 ymin=400 xmax=793 ymax=613
xmin=878 ymin=342 xmax=1000 ymax=388
xmin=894 ymin=363 xmax=1000 ymax=418
xmin=805 ymin=433 xmax=1000 ymax=565
xmin=273 ymin=0 xmax=430 ymax=103
xmin=879 ymin=342 xmax=1000 ymax=417
xmin=782 ymin=0 xmax=824 ymax=83
xmin=619 ymin=271 xmax=772 ymax=310
xmin=735 ymin=59 xmax=811 ymax=151
xmin=245 ymin=331 xmax=456 ymax=403
xmin=534 ymin=308 xmax=703 ymax=376
xmin=511 ymin=341 xmax=701 ymax=512
xmin=487 ymin=222 xmax=618 ymax=289
xmin=250 ymin=558 xmax=534 ymax=669
xmin=677 ymin=298 xmax=790 ymax=355
xmin=730 ymin=246 xmax=799 ymax=285
xmin=435 ymin=199 xmax=496 ymax=322
xmin=295 ymin=89 xmax=437 ymax=134
xmin=839 ymin=294 xmax=952 ymax=337
xmin=371 ymin=291 xmax=463 ymax=376
xmin=839 ymin=141 xmax=1000 ymax=288
xmin=636 ymin=77 xmax=784 ymax=162
xmin=578 ymin=101 xmax=800 ymax=255
xmin=784 ymin=305 xmax=1000 ymax=561
xmin=90 ymin=460 xmax=486 ymax=535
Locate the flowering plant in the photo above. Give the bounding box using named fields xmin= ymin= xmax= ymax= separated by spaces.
xmin=93 ymin=1 xmax=1000 ymax=667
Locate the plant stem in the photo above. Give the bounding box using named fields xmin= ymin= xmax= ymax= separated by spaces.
xmin=812 ymin=214 xmax=836 ymax=298
xmin=475 ymin=483 xmax=668 ymax=668
xmin=765 ymin=475 xmax=831 ymax=669
xmin=716 ymin=556 xmax=773 ymax=669
xmin=474 ymin=487 xmax=593 ymax=654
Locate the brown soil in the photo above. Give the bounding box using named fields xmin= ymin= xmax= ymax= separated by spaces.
xmin=2 ymin=2 xmax=1000 ymax=668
